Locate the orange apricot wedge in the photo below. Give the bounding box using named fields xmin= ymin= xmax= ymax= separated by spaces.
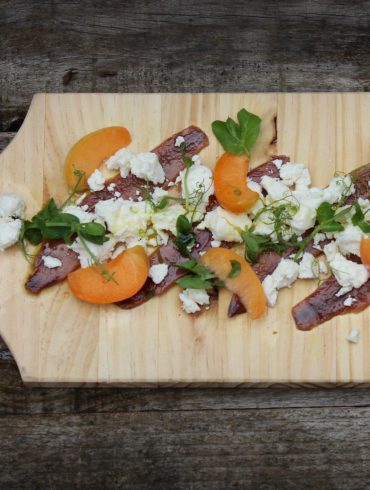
xmin=360 ymin=236 xmax=370 ymax=271
xmin=200 ymin=248 xmax=266 ymax=319
xmin=65 ymin=126 xmax=131 ymax=189
xmin=67 ymin=246 xmax=149 ymax=305
xmin=213 ymin=152 xmax=259 ymax=214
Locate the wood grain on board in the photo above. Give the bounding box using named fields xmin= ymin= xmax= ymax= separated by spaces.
xmin=0 ymin=92 xmax=369 ymax=386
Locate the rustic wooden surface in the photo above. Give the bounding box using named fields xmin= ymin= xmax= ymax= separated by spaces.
xmin=1 ymin=0 xmax=370 ymax=488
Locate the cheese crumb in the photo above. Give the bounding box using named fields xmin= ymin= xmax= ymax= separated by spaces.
xmin=262 ymin=259 xmax=299 ymax=307
xmin=130 ymin=152 xmax=165 ymax=184
xmin=0 ymin=193 xmax=26 ymax=219
xmin=0 ymin=219 xmax=23 ymax=251
xmin=105 ymin=148 xmax=132 ymax=178
xmin=149 ymin=263 xmax=169 ymax=284
xmin=272 ymin=159 xmax=284 ymax=170
xmin=346 ymin=329 xmax=360 ymax=344
xmin=179 ymin=288 xmax=210 ymax=314
xmin=87 ymin=169 xmax=105 ymax=191
xmin=211 ymin=240 xmax=221 ymax=248
xmin=175 ymin=135 xmax=185 ymax=147
xmin=343 ymin=296 xmax=357 ymax=307
xmin=42 ymin=256 xmax=62 ymax=268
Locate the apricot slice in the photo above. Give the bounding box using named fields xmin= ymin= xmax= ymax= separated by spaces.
xmin=65 ymin=126 xmax=131 ymax=189
xmin=360 ymin=236 xmax=370 ymax=271
xmin=200 ymin=248 xmax=266 ymax=319
xmin=67 ymin=246 xmax=149 ymax=304
xmin=213 ymin=152 xmax=259 ymax=214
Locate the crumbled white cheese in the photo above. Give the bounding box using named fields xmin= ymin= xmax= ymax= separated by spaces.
xmin=323 ymin=243 xmax=369 ymax=293
xmin=246 ymin=179 xmax=263 ymax=196
xmin=191 ymin=154 xmax=202 ymax=165
xmin=130 ymin=152 xmax=165 ymax=184
xmin=105 ymin=148 xmax=133 ymax=178
xmin=197 ymin=207 xmax=251 ymax=243
xmin=175 ymin=136 xmax=185 ymax=147
xmin=211 ymin=240 xmax=221 ymax=248
xmin=279 ymin=163 xmax=311 ymax=188
xmin=290 ymin=187 xmax=325 ymax=235
xmin=180 ymin=163 xmax=214 ymax=219
xmin=107 ymin=183 xmax=116 ymax=192
xmin=42 ymin=255 xmax=62 ymax=268
xmin=151 ymin=203 xmax=186 ymax=238
xmin=0 ymin=218 xmax=23 ymax=251
xmin=346 ymin=329 xmax=360 ymax=344
xmin=343 ymin=296 xmax=357 ymax=307
xmin=298 ymin=253 xmax=317 ymax=279
xmin=335 ymin=286 xmax=352 ymax=297
xmin=323 ymin=174 xmax=355 ymax=204
xmin=114 ymin=191 xmax=121 ymax=198
xmin=149 ymin=263 xmax=169 ymax=284
xmin=272 ymin=159 xmax=284 ymax=170
xmin=313 ymin=232 xmax=326 ymax=250
xmin=95 ymin=198 xmax=152 ymax=245
xmin=334 ymin=224 xmax=363 ymax=257
xmin=0 ymin=193 xmax=26 ymax=219
xmin=151 ymin=187 xmax=168 ymax=204
xmin=262 ymin=259 xmax=299 ymax=307
xmin=87 ymin=169 xmax=105 ymax=192
xmin=179 ymin=288 xmax=210 ymax=314
xmin=69 ymin=236 xmax=117 ymax=268
xmin=63 ymin=205 xmax=100 ymax=224
xmin=260 ymin=175 xmax=291 ymax=201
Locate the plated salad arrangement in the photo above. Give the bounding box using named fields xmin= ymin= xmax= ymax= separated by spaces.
xmin=0 ymin=108 xmax=369 ymax=332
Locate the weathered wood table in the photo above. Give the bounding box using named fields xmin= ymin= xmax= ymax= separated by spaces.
xmin=1 ymin=1 xmax=370 ymax=488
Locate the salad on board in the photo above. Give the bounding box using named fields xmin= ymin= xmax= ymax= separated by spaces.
xmin=0 ymin=108 xmax=369 ymax=333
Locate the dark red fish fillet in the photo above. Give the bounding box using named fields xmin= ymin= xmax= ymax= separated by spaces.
xmin=25 ymin=126 xmax=209 ymax=294
xmin=293 ymin=278 xmax=370 ymax=331
xmin=116 ymin=230 xmax=214 ymax=310
xmin=25 ymin=240 xmax=79 ymax=293
xmin=81 ymin=126 xmax=209 ymax=212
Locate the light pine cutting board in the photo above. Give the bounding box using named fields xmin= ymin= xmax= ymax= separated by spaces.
xmin=0 ymin=93 xmax=369 ymax=386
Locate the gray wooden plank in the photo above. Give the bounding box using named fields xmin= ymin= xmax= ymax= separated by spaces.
xmin=0 ymin=409 xmax=369 ymax=489
xmin=1 ymin=359 xmax=370 ymax=414
xmin=1 ymin=0 xmax=369 ymax=130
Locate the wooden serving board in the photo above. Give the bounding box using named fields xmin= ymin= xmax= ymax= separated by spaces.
xmin=0 ymin=93 xmax=369 ymax=386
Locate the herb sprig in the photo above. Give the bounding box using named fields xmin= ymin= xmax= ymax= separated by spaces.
xmin=212 ymin=109 xmax=261 ymax=156
xmin=19 ymin=169 xmax=115 ymax=282
xmin=176 ymin=259 xmax=224 ymax=289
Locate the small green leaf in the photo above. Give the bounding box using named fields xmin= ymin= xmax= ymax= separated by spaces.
xmin=237 ymin=109 xmax=262 ymax=155
xmin=228 ymin=259 xmax=241 ymax=279
xmin=81 ymin=222 xmax=106 ymax=237
xmin=176 ymin=276 xmax=213 ymax=289
xmin=211 ymin=121 xmax=245 ymax=155
xmin=316 ymin=202 xmax=335 ymax=224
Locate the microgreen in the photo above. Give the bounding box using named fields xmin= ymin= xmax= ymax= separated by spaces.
xmin=173 ymin=215 xmax=195 ymax=257
xmin=212 ymin=109 xmax=261 ymax=156
xmin=176 ymin=258 xmax=224 ymax=289
xmin=351 ymin=202 xmax=370 ymax=233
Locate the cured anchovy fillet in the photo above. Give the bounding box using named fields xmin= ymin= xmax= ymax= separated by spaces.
xmin=25 ymin=126 xmax=208 ymax=293
xmin=25 ymin=240 xmax=79 ymax=293
xmin=293 ymin=277 xmax=370 ymax=331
